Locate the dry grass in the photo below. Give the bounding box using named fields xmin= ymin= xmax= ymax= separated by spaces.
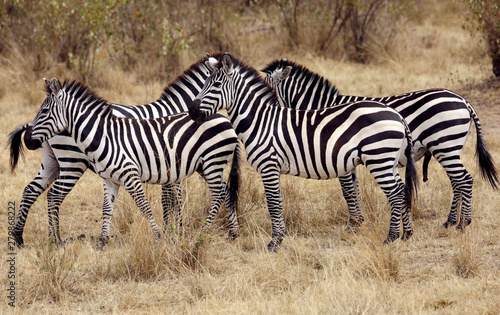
xmin=1 ymin=1 xmax=500 ymax=314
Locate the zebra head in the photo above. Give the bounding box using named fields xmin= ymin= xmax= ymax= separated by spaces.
xmin=189 ymin=53 xmax=235 ymax=122
xmin=25 ymin=78 xmax=68 ymax=150
xmin=263 ymin=62 xmax=291 ymax=107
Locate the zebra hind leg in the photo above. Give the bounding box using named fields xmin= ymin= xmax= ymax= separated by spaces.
xmin=366 ymin=164 xmax=406 ymax=244
xmin=13 ymin=149 xmax=60 ymax=247
xmin=455 ymin=171 xmax=473 ymax=232
xmin=223 ymin=181 xmax=239 ymax=241
xmin=442 ymin=160 xmax=473 ymax=230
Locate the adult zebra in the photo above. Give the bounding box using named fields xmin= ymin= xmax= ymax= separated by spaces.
xmin=189 ymin=54 xmax=418 ymax=251
xmin=7 ymin=54 xmax=241 ymax=247
xmin=262 ymin=59 xmax=499 ymax=231
xmin=23 ymin=78 xmax=239 ymax=249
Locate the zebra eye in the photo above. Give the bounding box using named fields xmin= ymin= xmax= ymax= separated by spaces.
xmin=41 ymin=106 xmax=49 ymax=114
xmin=213 ymin=81 xmax=222 ymax=88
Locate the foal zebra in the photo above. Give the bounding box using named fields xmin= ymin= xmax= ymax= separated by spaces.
xmin=24 ymin=78 xmax=239 ymax=248
xmin=8 ymin=54 xmax=233 ymax=247
xmin=189 ymin=54 xmax=418 ymax=251
xmin=262 ymin=59 xmax=499 ymax=231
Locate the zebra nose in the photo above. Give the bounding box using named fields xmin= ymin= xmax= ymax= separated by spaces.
xmin=24 ymin=126 xmax=43 ymax=150
xmin=189 ymin=99 xmax=204 ymax=122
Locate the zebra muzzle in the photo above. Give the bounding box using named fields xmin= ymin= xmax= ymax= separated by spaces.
xmin=24 ymin=126 xmax=43 ymax=150
xmin=189 ymin=99 xmax=205 ymax=122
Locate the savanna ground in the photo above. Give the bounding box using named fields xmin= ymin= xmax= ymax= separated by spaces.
xmin=1 ymin=1 xmax=500 ymax=314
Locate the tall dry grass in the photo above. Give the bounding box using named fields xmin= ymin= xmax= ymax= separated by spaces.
xmin=1 ymin=0 xmax=500 ymax=313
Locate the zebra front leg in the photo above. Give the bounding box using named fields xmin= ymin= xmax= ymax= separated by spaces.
xmin=161 ymin=183 xmax=183 ymax=233
xmin=96 ymin=180 xmax=119 ymax=250
xmin=261 ymin=170 xmax=286 ymax=252
xmin=124 ymin=177 xmax=162 ymax=241
xmin=47 ymin=171 xmax=86 ymax=246
xmin=339 ymin=170 xmax=364 ymax=232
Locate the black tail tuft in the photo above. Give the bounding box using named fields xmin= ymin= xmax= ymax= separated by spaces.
xmin=476 ymin=130 xmax=499 ymax=189
xmin=468 ymin=102 xmax=499 ymax=189
xmin=7 ymin=124 xmax=29 ymax=172
xmin=405 ymin=144 xmax=418 ymax=210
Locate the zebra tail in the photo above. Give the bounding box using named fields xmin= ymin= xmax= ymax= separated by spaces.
xmin=403 ymin=120 xmax=418 ymax=210
xmin=7 ymin=123 xmax=29 ymax=172
xmin=467 ymin=102 xmax=499 ymax=189
xmin=228 ymin=142 xmax=241 ymax=208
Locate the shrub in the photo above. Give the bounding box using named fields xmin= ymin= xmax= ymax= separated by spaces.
xmin=463 ymin=1 xmax=500 ymax=77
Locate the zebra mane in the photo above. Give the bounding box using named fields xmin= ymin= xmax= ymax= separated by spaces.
xmin=261 ymin=59 xmax=341 ymax=97
xmin=160 ymin=52 xmax=226 ymax=100
xmin=218 ymin=54 xmax=280 ymax=105
xmin=59 ymin=80 xmax=112 ymax=113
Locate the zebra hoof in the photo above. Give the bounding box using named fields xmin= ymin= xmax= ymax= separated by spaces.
xmin=95 ymin=236 xmax=109 ymax=251
xmin=227 ymin=232 xmax=239 ymax=242
xmin=442 ymin=219 xmax=457 ymax=229
xmin=401 ymin=229 xmax=413 ymax=241
xmin=456 ymin=219 xmax=470 ymax=233
xmin=383 ymin=233 xmax=399 ymax=245
xmin=12 ymin=229 xmax=24 ymax=248
xmin=344 ymin=225 xmax=360 ymax=234
xmin=267 ymin=237 xmax=283 ymax=252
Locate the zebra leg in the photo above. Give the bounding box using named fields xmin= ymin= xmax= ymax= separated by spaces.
xmin=367 ymin=164 xmax=406 ymax=243
xmin=46 ymin=168 xmax=87 ymax=245
xmin=161 ymin=183 xmax=182 ymax=233
xmin=200 ymin=177 xmax=226 ymax=236
xmin=96 ymin=179 xmax=119 ymax=250
xmin=339 ymin=170 xmax=364 ymax=232
xmin=454 ymin=171 xmax=473 ymax=232
xmin=396 ymin=174 xmax=413 ymax=240
xmin=13 ymin=143 xmax=59 ymax=247
xmin=261 ymin=169 xmax=286 ymax=252
xmin=439 ymin=157 xmax=472 ymax=230
xmin=422 ymin=151 xmax=432 ymax=182
xmin=124 ymin=177 xmax=162 ymax=240
xmin=223 ymin=180 xmax=239 ymax=241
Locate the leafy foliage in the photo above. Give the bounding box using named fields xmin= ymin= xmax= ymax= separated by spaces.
xmin=463 ymin=0 xmax=500 ymax=76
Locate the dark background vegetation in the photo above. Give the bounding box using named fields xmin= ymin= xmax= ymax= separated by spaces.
xmin=1 ymin=0 xmax=497 ymax=86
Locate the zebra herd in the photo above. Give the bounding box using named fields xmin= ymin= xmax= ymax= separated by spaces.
xmin=9 ymin=53 xmax=498 ymax=252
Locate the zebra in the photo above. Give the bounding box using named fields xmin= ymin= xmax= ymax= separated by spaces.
xmin=7 ymin=53 xmax=239 ymax=247
xmin=189 ymin=53 xmax=418 ymax=251
xmin=262 ymin=58 xmax=499 ymax=231
xmin=22 ymin=78 xmax=240 ymax=249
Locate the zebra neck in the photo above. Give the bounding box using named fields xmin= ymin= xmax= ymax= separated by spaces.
xmin=68 ymin=100 xmax=113 ymax=156
xmin=228 ymin=91 xmax=281 ymax=147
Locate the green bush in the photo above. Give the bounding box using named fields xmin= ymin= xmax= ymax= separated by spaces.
xmin=463 ymin=0 xmax=500 ymax=77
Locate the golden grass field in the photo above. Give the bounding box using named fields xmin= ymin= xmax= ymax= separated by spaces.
xmin=1 ymin=1 xmax=500 ymax=314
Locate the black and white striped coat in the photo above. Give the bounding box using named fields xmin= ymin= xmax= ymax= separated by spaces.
xmin=24 ymin=78 xmax=239 ymax=248
xmin=8 ymin=55 xmax=234 ymax=247
xmin=262 ymin=59 xmax=498 ymax=231
xmin=189 ymin=54 xmax=418 ymax=251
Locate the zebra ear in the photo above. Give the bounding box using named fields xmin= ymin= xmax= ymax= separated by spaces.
xmin=222 ymin=54 xmax=234 ymax=76
xmin=49 ymin=78 xmax=62 ymax=94
xmin=205 ymin=59 xmax=217 ymax=73
xmin=279 ymin=66 xmax=292 ymax=80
